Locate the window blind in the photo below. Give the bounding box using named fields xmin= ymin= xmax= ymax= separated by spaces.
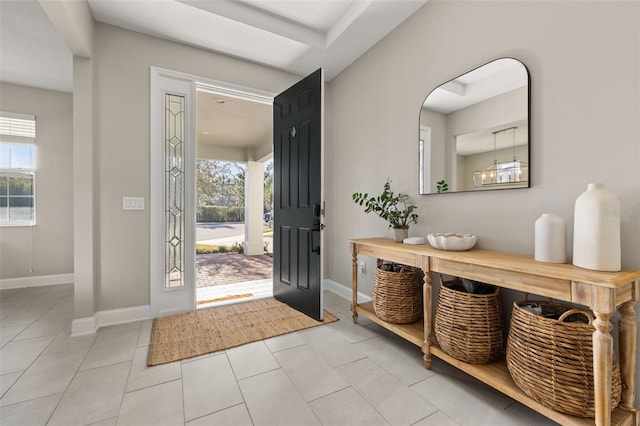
xmin=0 ymin=112 xmax=36 ymax=144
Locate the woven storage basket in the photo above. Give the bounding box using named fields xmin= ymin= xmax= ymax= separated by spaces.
xmin=506 ymin=300 xmax=621 ymax=418
xmin=372 ymin=259 xmax=422 ymax=324
xmin=434 ymin=277 xmax=503 ymax=364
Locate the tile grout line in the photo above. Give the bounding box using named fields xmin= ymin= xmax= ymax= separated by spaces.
xmin=43 ymin=316 xmax=131 ymax=426
xmin=331 ymin=365 xmax=391 ymax=426
xmin=223 ymin=351 xmax=255 ymax=426
xmin=1 ymin=289 xmax=73 ymax=405
xmin=42 ymin=290 xmax=98 ymax=425
xmin=180 ymin=360 xmax=187 ymax=425
xmin=111 ymin=323 xmax=147 ymax=425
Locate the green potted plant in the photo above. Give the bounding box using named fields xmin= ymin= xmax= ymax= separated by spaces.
xmin=436 ymin=179 xmax=449 ymax=193
xmin=352 ymin=178 xmax=418 ymax=242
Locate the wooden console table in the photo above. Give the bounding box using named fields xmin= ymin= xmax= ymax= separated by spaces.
xmin=350 ymin=238 xmax=640 ymax=426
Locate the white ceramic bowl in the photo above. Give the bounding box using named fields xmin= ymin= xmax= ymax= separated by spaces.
xmin=427 ymin=233 xmax=477 ymax=251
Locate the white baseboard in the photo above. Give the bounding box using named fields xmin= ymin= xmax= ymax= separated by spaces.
xmin=71 ymin=305 xmax=152 ymax=336
xmin=71 ymin=316 xmax=97 ymax=336
xmin=97 ymin=305 xmax=152 ymax=328
xmin=68 ymin=281 xmax=357 ymax=336
xmin=0 ymin=273 xmax=74 ymax=290
xmin=323 ymin=279 xmax=371 ymax=303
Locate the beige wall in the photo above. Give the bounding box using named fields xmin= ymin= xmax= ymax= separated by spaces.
xmin=92 ymin=23 xmax=300 ymax=311
xmin=326 ymin=0 xmax=639 ymax=401
xmin=0 ymin=83 xmax=74 ymax=279
xmin=326 ymin=0 xmax=640 ymax=291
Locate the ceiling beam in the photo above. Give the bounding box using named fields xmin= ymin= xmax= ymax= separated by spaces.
xmin=440 ymin=80 xmax=466 ymax=96
xmin=39 ymin=0 xmax=94 ymax=58
xmin=178 ymin=0 xmax=325 ymax=48
xmin=325 ymin=1 xmax=373 ymax=47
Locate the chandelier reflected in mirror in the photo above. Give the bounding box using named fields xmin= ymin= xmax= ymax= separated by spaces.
xmin=472 ymin=127 xmax=528 ymax=188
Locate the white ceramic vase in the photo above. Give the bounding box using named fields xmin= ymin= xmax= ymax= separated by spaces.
xmin=535 ymin=213 xmax=567 ymax=263
xmin=573 ymin=183 xmax=621 ymax=271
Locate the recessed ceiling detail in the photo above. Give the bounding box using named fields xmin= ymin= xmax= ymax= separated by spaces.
xmin=1 ymin=0 xmax=428 ymax=93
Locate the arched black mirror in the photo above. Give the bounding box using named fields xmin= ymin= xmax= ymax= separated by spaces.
xmin=419 ymin=58 xmax=530 ymax=194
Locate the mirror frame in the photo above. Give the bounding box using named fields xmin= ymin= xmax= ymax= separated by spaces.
xmin=419 ymin=57 xmax=531 ymax=195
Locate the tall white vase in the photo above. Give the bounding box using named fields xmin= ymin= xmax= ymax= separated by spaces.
xmin=535 ymin=213 xmax=567 ymax=263
xmin=573 ymin=183 xmax=621 ymax=271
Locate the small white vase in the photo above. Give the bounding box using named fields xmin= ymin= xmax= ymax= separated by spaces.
xmin=392 ymin=227 xmax=409 ymax=242
xmin=573 ymin=183 xmax=621 ymax=271
xmin=535 ymin=213 xmax=567 ymax=263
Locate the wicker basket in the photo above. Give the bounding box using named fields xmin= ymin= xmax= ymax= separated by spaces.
xmin=506 ymin=300 xmax=622 ymax=418
xmin=372 ymin=259 xmax=422 ymax=324
xmin=434 ymin=277 xmax=504 ymax=364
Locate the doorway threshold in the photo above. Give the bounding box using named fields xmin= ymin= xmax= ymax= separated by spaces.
xmin=196 ymin=279 xmax=272 ymax=309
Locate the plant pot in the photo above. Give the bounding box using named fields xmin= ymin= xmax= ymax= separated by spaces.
xmin=392 ymin=227 xmax=409 ymax=242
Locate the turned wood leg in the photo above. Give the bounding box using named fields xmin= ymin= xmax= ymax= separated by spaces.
xmin=619 ymin=300 xmax=637 ymax=411
xmin=422 ymin=262 xmax=432 ymax=370
xmin=593 ymin=311 xmax=614 ymax=426
xmin=351 ymin=243 xmax=358 ymax=323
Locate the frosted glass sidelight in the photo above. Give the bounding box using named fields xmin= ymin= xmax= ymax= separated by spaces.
xmin=165 ymin=94 xmax=185 ymax=288
xmin=573 ymin=183 xmax=621 ymax=272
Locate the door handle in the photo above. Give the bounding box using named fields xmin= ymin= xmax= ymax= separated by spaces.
xmin=311 ymin=222 xmax=325 ymax=254
xmin=312 ymin=204 xmax=324 ymax=254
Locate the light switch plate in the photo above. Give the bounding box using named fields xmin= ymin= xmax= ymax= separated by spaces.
xmin=123 ymin=196 xmax=144 ymax=210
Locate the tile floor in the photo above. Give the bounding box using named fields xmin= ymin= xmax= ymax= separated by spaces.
xmin=0 ymin=284 xmax=557 ymax=425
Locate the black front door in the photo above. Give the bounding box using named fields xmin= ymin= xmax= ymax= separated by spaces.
xmin=272 ymin=69 xmax=323 ymax=320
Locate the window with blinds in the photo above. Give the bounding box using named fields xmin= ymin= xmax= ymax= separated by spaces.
xmin=0 ymin=112 xmax=36 ymax=226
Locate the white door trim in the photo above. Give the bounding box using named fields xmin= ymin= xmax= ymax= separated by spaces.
xmin=150 ymin=67 xmax=196 ymax=317
xmin=150 ymin=67 xmax=278 ymax=317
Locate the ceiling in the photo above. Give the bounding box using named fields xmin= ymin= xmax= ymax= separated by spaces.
xmin=422 ymin=58 xmax=528 ymax=115
xmin=1 ymin=0 xmax=428 ymax=93
xmin=0 ymin=0 xmax=73 ymax=93
xmin=196 ymin=89 xmax=273 ymax=162
xmin=1 ymin=0 xmax=427 ymax=161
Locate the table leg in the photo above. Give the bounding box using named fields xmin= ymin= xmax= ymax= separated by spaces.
xmin=421 ymin=257 xmax=432 ymax=370
xmin=593 ymin=311 xmax=614 ymax=426
xmin=351 ymin=243 xmax=358 ymax=323
xmin=619 ymin=294 xmax=638 ymax=411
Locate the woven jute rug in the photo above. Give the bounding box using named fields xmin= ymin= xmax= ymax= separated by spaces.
xmin=147 ymin=297 xmax=338 ymax=366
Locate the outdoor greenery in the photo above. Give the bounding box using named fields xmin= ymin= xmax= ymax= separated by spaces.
xmin=0 ymin=172 xmax=34 ymax=195
xmin=196 ymin=227 xmax=272 ymax=254
xmin=196 ymin=159 xmax=274 ymax=223
xmin=198 ymin=206 xmax=245 ymax=222
xmin=263 ymin=160 xmax=273 ymax=213
xmin=196 ymin=242 xmax=244 ymax=254
xmin=197 ymin=160 xmax=245 ymax=215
